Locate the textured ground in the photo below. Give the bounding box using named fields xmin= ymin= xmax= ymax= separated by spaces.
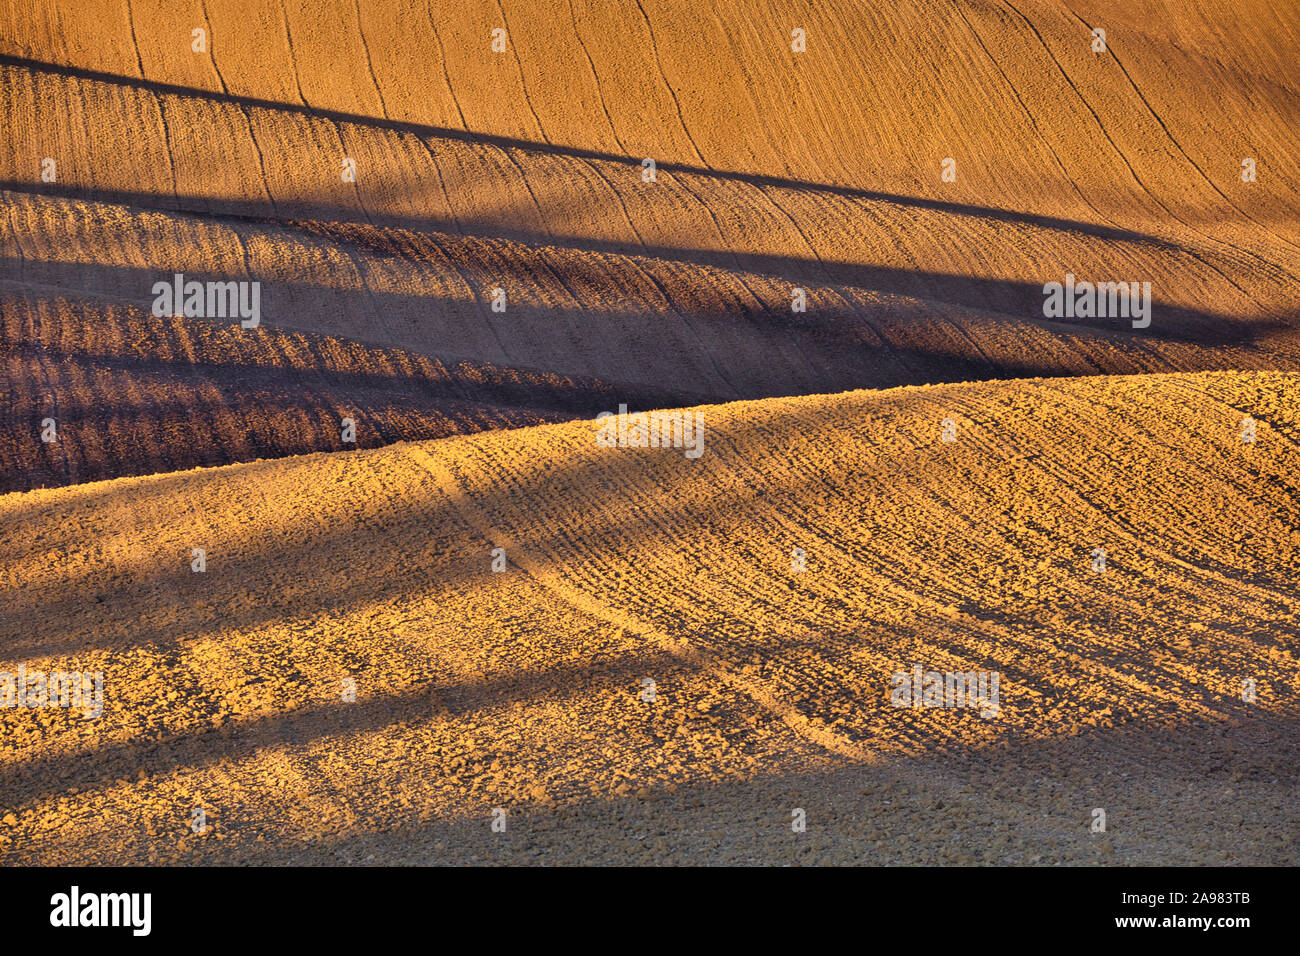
xmin=2 ymin=372 xmax=1298 ymax=864
xmin=3 ymin=0 xmax=1300 ymax=489
xmin=1 ymin=0 xmax=1297 ymax=865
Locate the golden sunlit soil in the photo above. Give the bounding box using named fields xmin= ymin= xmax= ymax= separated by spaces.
xmin=2 ymin=371 xmax=1297 ymax=864
xmin=2 ymin=0 xmax=1298 ymax=865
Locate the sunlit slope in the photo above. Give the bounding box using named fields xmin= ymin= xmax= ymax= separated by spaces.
xmin=9 ymin=186 xmax=1296 ymax=405
xmin=3 ymin=370 xmax=1298 ymax=862
xmin=4 ymin=0 xmax=1297 ymax=242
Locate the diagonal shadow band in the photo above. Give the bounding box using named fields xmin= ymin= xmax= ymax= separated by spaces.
xmin=0 ymin=51 xmax=1190 ymax=250
xmin=200 ymin=711 xmax=1300 ymax=866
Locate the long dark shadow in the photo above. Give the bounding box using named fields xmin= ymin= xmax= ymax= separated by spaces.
xmin=0 ymin=52 xmax=1186 ymax=249
xmin=1 ymin=216 xmax=1289 ymax=355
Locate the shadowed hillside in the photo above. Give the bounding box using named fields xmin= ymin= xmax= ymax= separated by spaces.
xmin=3 ymin=0 xmax=1299 ymax=486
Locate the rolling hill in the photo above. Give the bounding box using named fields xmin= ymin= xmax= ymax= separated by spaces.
xmin=2 ymin=371 xmax=1297 ymax=863
xmin=1 ymin=0 xmax=1297 ymax=866
xmin=3 ymin=0 xmax=1300 ymax=488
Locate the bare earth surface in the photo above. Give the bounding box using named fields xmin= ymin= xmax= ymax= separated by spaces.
xmin=2 ymin=372 xmax=1298 ymax=864
xmin=1 ymin=0 xmax=1298 ymax=864
xmin=4 ymin=0 xmax=1300 ymax=490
